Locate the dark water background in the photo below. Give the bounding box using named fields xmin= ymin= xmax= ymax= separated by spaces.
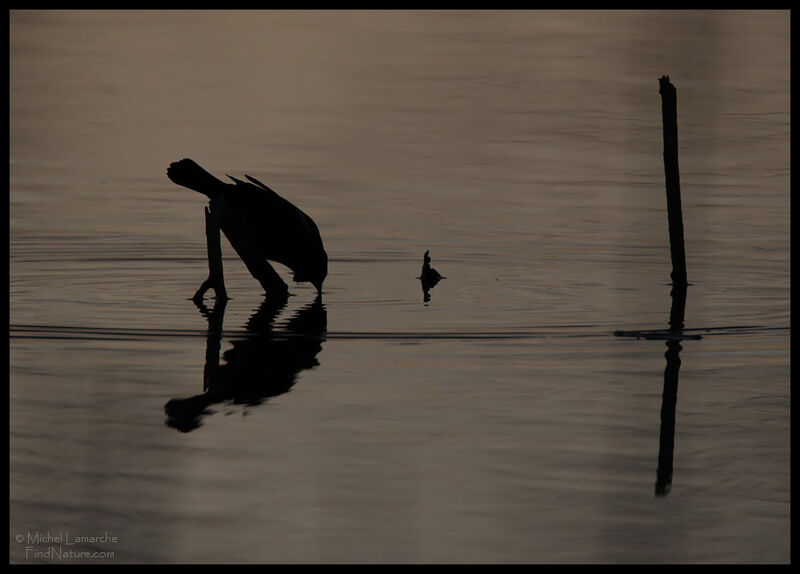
xmin=10 ymin=10 xmax=789 ymax=563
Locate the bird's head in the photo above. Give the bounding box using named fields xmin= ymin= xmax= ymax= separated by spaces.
xmin=293 ymin=248 xmax=328 ymax=294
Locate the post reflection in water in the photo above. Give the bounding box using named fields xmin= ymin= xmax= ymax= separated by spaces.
xmin=165 ymin=294 xmax=327 ymax=432
xmin=614 ymin=282 xmax=697 ymax=496
xmin=655 ymin=283 xmax=687 ymax=496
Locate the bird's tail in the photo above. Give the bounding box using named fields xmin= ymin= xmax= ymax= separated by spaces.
xmin=167 ymin=158 xmax=226 ymax=199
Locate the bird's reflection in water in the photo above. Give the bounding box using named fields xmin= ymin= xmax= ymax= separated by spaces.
xmin=165 ymin=294 xmax=326 ymax=432
xmin=420 ymin=276 xmax=442 ymax=304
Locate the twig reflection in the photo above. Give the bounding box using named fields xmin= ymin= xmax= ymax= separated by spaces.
xmin=614 ymin=283 xmax=693 ymax=496
xmin=655 ymin=283 xmax=687 ymax=495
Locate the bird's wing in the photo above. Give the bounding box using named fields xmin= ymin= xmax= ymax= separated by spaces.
xmin=219 ymin=176 xmax=322 ymax=272
xmin=226 ymin=174 xmax=247 ymax=186
xmin=244 ymin=174 xmax=277 ymax=194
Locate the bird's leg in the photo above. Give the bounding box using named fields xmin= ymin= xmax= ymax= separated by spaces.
xmin=194 ymin=204 xmax=228 ymax=302
xmin=221 ymin=221 xmax=289 ymax=298
xmin=250 ymin=259 xmax=289 ymax=298
xmin=237 ymin=250 xmax=289 ymax=298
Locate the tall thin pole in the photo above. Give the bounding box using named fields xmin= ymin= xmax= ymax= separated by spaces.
xmin=659 ymin=75 xmax=688 ymax=287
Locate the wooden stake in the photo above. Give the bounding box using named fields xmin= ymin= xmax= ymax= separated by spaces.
xmin=659 ymin=76 xmax=688 ymax=287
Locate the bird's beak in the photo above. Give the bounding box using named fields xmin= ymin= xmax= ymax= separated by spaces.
xmin=312 ymin=280 xmax=323 ymax=294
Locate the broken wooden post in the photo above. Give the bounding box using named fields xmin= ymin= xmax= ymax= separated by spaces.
xmin=654 ymin=77 xmax=690 ymax=494
xmin=659 ymin=75 xmax=688 ymax=287
xmin=614 ymin=79 xmax=693 ymax=494
xmin=193 ymin=205 xmax=228 ymax=302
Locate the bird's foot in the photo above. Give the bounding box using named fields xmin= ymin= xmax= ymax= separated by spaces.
xmin=193 ymin=277 xmax=228 ymax=303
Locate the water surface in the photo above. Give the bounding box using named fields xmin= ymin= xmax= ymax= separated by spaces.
xmin=10 ymin=10 xmax=789 ymax=564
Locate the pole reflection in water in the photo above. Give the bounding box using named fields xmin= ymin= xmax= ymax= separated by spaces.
xmin=655 ymin=283 xmax=687 ymax=496
xmin=614 ymin=282 xmax=698 ymax=496
xmin=165 ymin=294 xmax=327 ymax=432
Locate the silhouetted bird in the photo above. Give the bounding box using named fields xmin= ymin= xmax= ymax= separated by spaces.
xmin=418 ymin=250 xmax=445 ymax=303
xmin=419 ymin=250 xmax=444 ymax=288
xmin=167 ymin=158 xmax=328 ymax=295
